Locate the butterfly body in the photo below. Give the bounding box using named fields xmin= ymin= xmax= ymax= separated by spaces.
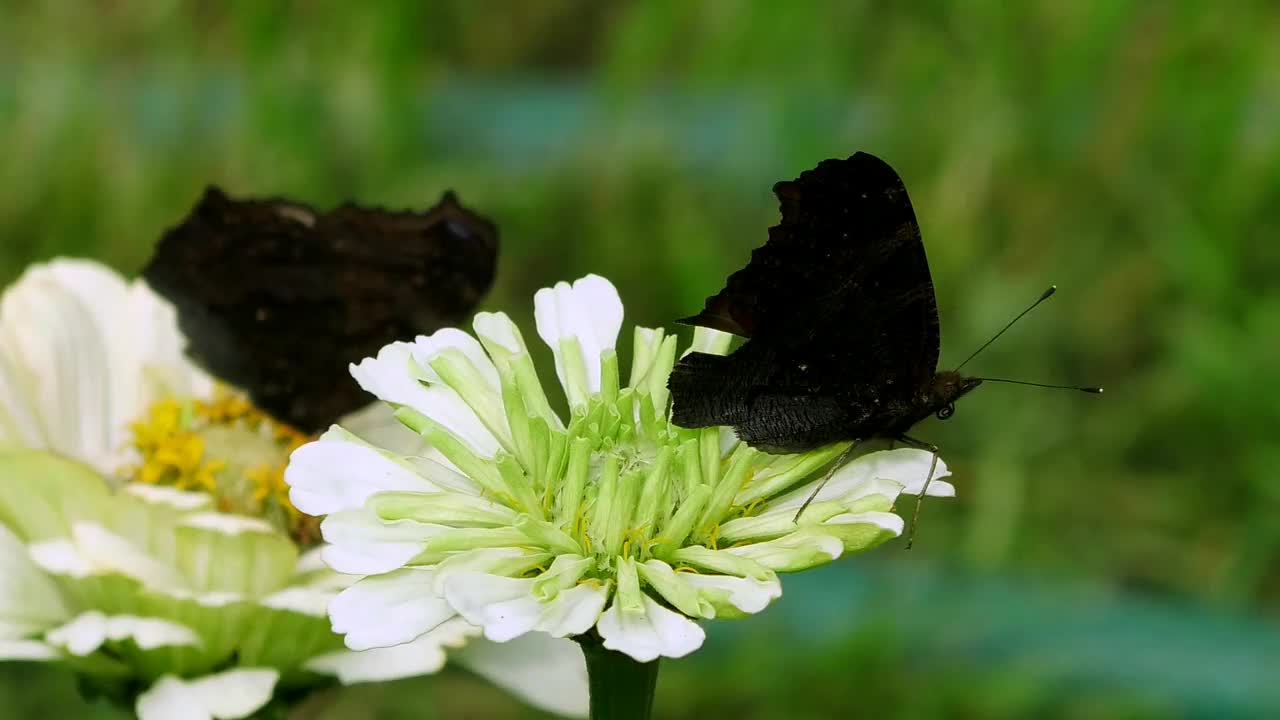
xmin=144 ymin=187 xmax=498 ymax=432
xmin=669 ymin=152 xmax=978 ymax=452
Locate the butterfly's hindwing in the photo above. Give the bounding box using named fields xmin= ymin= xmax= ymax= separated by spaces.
xmin=143 ymin=187 xmax=498 ymax=432
xmin=671 ymin=152 xmax=941 ymax=451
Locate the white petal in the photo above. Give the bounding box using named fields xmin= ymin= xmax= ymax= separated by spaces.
xmin=330 ymin=569 xmax=457 ymax=651
xmin=46 ymin=612 xmax=200 ymax=655
xmin=413 ymin=386 xmax=504 ymax=458
xmin=69 ymin=523 xmax=188 ymax=591
xmin=411 ymin=328 xmax=500 ymax=389
xmin=179 ymin=513 xmax=275 ymax=536
xmin=0 ymin=639 xmax=57 ymax=660
xmin=0 ymin=346 xmax=41 ymax=448
xmin=433 ymin=547 xmax=551 ymax=591
xmin=127 ymin=281 xmax=214 ymax=404
xmin=724 ymin=531 xmax=845 ymax=573
xmin=350 ymin=344 xmax=501 ymax=457
xmin=444 ymin=572 xmax=608 ymax=642
xmin=454 ymin=631 xmax=590 ymax=718
xmin=473 ymin=311 xmax=523 ymax=354
xmin=0 ymin=262 xmax=121 ymax=469
xmin=0 ymin=261 xmax=207 ymax=473
xmin=258 ymin=587 xmax=334 ymax=617
xmin=596 ymin=593 xmax=704 ymax=662
xmin=27 ymin=539 xmax=93 ymax=577
xmin=442 ymin=573 xmax=541 ymax=642
xmin=320 ymin=507 xmax=443 ymax=575
xmin=136 ymin=669 xmax=278 ymax=720
xmin=679 ymin=573 xmax=781 ymax=615
xmin=768 ymin=448 xmax=951 ymax=511
xmin=30 ymin=523 xmax=190 ymax=591
xmin=912 ymin=477 xmax=956 ymax=497
xmin=412 ymin=330 xmax=513 ymax=449
xmin=531 ymin=584 xmax=610 ymax=638
xmin=124 ymin=484 xmax=212 ymax=511
xmin=826 ymin=511 xmax=904 ymax=535
xmin=153 ymin=589 xmax=243 ymax=607
xmin=305 ymin=617 xmax=478 ymax=683
xmin=349 ymin=341 xmax=429 ymax=409
xmin=286 ymin=429 xmax=441 ymax=516
xmin=534 ymin=275 xmax=623 ymax=398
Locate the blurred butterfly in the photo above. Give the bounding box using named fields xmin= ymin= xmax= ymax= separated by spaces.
xmin=144 ymin=187 xmax=498 ymax=433
xmin=668 ymin=152 xmax=1098 ymax=524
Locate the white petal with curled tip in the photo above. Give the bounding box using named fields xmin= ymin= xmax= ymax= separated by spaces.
xmin=350 ymin=342 xmax=502 ymax=457
xmin=349 ymin=342 xmax=429 ymax=409
xmin=679 ymin=572 xmax=782 ymax=616
xmin=534 ymin=274 xmax=623 ymax=397
xmin=286 ymin=428 xmax=441 ymax=516
xmin=329 ymin=568 xmax=458 ymax=651
xmin=135 ymin=669 xmax=278 ymax=720
xmin=0 ymin=524 xmax=68 ymax=638
xmin=304 ymin=617 xmax=476 ymax=683
xmin=320 ymin=507 xmax=445 ymax=575
xmin=723 ymin=530 xmax=846 ymax=573
xmin=768 ymin=448 xmax=950 ymax=511
xmin=454 ymin=631 xmax=590 ymax=719
xmin=903 ymin=474 xmax=955 ymax=497
xmin=443 ymin=572 xmax=608 ymax=642
xmin=826 ymin=511 xmax=904 ymax=535
xmin=46 ymin=612 xmax=200 ymax=655
xmin=472 ymin=311 xmax=523 ymax=354
xmin=596 ymin=593 xmax=705 ymax=662
xmin=411 ymin=327 xmax=502 ymax=389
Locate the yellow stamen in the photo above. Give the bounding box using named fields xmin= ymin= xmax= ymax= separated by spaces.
xmin=121 ymin=387 xmax=316 ymax=544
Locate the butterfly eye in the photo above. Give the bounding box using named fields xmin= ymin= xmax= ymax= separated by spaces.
xmin=936 ymin=403 xmax=955 ymax=420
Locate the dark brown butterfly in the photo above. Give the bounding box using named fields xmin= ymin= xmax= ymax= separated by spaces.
xmin=668 ymin=152 xmax=1097 ymax=523
xmin=143 ymin=187 xmax=498 ymax=433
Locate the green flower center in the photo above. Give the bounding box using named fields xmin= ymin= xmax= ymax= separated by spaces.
xmin=120 ymin=389 xmax=317 ymax=543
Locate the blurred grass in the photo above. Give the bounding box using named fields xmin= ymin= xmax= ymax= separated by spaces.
xmin=1 ymin=0 xmax=1278 ymax=717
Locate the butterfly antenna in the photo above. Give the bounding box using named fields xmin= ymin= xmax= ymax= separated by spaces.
xmin=793 ymin=440 xmax=865 ymax=523
xmin=904 ymin=449 xmax=941 ymax=550
xmin=955 ymin=286 xmax=1057 ymax=372
xmin=973 ymin=378 xmax=1102 ymax=393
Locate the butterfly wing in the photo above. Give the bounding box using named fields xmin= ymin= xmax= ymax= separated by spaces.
xmin=142 ymin=187 xmax=498 ymax=432
xmin=670 ymin=152 xmax=939 ymax=450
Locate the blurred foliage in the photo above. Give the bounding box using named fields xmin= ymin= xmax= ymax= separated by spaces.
xmin=1 ymin=0 xmax=1278 ymax=717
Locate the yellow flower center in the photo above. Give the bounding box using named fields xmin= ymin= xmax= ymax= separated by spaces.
xmin=121 ymin=388 xmax=318 ymax=544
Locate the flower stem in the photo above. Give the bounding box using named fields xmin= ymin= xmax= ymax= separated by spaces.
xmin=577 ymin=635 xmax=660 ymax=720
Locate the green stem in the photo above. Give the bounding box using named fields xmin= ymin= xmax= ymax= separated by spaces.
xmin=577 ymin=635 xmax=660 ymax=720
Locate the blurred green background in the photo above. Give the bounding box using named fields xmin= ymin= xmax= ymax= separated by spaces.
xmin=2 ymin=1 xmax=1278 ymax=718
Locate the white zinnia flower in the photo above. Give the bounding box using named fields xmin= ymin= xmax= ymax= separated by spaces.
xmin=286 ymin=273 xmax=954 ymax=664
xmin=0 ymin=259 xmax=588 ymax=719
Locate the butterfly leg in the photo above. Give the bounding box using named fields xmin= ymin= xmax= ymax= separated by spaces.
xmin=894 ymin=434 xmax=939 ymax=550
xmin=792 ymin=438 xmax=868 ymax=524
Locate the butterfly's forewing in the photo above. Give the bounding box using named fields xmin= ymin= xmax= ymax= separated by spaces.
xmin=143 ymin=187 xmax=498 ymax=432
xmin=670 ymin=152 xmax=940 ymax=451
